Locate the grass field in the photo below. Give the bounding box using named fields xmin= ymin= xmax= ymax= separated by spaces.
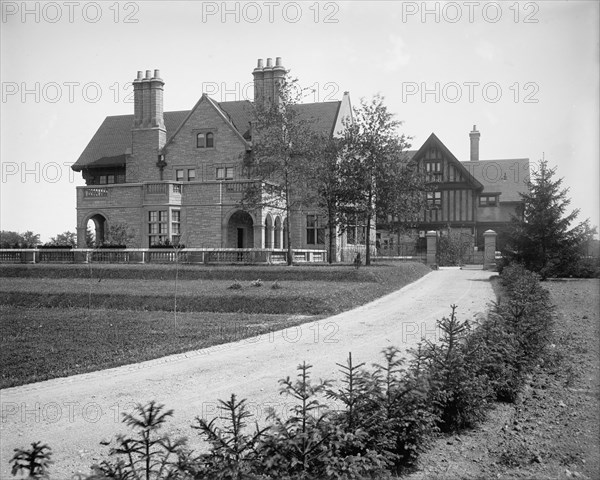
xmin=0 ymin=262 xmax=430 ymax=388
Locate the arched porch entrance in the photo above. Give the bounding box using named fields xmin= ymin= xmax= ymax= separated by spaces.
xmin=226 ymin=210 xmax=254 ymax=248
xmin=86 ymin=214 xmax=107 ymax=246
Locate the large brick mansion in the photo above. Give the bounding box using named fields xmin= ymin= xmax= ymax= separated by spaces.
xmin=72 ymin=58 xmax=353 ymax=257
xmin=72 ymin=57 xmax=528 ymax=258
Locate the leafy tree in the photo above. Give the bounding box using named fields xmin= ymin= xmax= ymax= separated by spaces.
xmin=506 ymin=160 xmax=597 ymax=278
xmin=0 ymin=230 xmax=40 ymax=248
xmin=0 ymin=231 xmax=23 ymax=248
xmin=376 ymin=153 xmax=429 ymax=246
xmin=243 ymin=74 xmax=329 ymax=265
xmin=103 ymin=222 xmax=135 ymax=247
xmin=22 ymin=231 xmax=41 ymax=248
xmin=49 ymin=231 xmax=77 ymax=247
xmin=300 ymin=134 xmax=348 ymax=263
xmin=339 ymin=95 xmax=415 ymax=265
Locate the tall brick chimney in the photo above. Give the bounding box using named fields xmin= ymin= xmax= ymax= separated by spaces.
xmin=271 ymin=57 xmax=286 ymax=104
xmin=252 ymin=57 xmax=285 ymax=107
xmin=469 ymin=125 xmax=480 ymax=162
xmin=133 ymin=69 xmax=165 ymax=129
xmin=252 ymin=59 xmax=264 ymax=105
xmin=129 ymin=69 xmax=166 ymax=182
xmin=263 ymin=58 xmax=274 ymax=105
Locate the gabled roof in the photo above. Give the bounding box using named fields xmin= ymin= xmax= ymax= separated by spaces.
xmin=215 ymin=100 xmax=254 ymax=139
xmin=463 ymin=158 xmax=529 ymax=202
xmin=72 ymin=100 xmax=342 ymax=171
xmin=162 ymin=95 xmax=252 ymax=152
xmin=403 ymin=150 xmax=418 ymax=161
xmin=411 ymin=133 xmax=484 ymax=190
xmin=294 ymin=101 xmax=341 ymax=137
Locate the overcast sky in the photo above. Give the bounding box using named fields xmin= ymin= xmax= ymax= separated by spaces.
xmin=1 ymin=0 xmax=598 ymax=242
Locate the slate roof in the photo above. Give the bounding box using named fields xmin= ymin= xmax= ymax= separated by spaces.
xmin=462 ymin=159 xmax=530 ymax=202
xmin=72 ymin=100 xmax=342 ymax=171
xmin=403 ymin=150 xmax=418 ymax=161
xmin=72 ymin=110 xmax=189 ymax=171
xmin=295 ymin=101 xmax=341 ymax=137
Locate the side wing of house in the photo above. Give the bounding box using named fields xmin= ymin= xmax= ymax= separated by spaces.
xmin=463 ymin=158 xmax=529 ymax=248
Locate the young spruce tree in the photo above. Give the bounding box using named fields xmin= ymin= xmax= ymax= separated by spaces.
xmin=507 ymin=159 xmax=596 ymax=278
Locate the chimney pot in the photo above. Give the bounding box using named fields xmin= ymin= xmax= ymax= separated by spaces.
xmin=136 ymin=71 xmax=143 ymax=80
xmin=257 ymin=58 xmax=264 ymax=68
xmin=153 ymin=69 xmax=161 ymax=79
xmin=266 ymin=57 xmax=273 ymax=68
xmin=145 ymin=70 xmax=151 ymax=79
xmin=275 ymin=57 xmax=282 ymax=67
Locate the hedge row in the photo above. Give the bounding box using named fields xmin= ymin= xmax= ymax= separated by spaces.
xmin=0 ymin=264 xmax=381 ymax=283
xmin=0 ymin=292 xmax=327 ymax=315
xmin=10 ymin=264 xmax=554 ymax=480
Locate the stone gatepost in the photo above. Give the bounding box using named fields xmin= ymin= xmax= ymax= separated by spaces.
xmin=426 ymin=230 xmax=437 ymax=266
xmin=483 ymin=229 xmax=497 ymax=270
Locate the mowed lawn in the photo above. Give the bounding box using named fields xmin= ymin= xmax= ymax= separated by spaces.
xmin=0 ymin=262 xmax=430 ymax=388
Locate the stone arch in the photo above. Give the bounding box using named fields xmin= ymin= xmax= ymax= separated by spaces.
xmin=225 ymin=210 xmax=255 ymax=248
xmin=84 ymin=212 xmax=108 ymax=246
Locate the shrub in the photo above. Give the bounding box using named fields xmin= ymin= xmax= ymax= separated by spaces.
xmin=250 ymin=279 xmax=263 ymax=287
xmin=257 ymin=362 xmax=333 ymax=479
xmin=327 ymin=348 xmax=438 ymax=474
xmin=420 ymin=305 xmax=493 ymax=432
xmin=191 ymin=394 xmax=269 ymax=479
xmin=89 ymin=401 xmax=186 ymax=479
xmin=228 ymin=280 xmax=243 ymax=290
xmin=468 ymin=308 xmax=524 ymax=402
xmin=271 ymin=280 xmax=282 ymax=290
xmin=10 ymin=442 xmax=53 ymax=479
xmin=436 ymin=234 xmax=472 ymax=266
xmin=499 ymin=265 xmax=554 ymax=370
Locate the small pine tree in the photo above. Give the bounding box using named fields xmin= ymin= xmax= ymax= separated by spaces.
xmin=10 ymin=442 xmax=53 ymax=479
xmin=507 ymin=159 xmax=597 ymax=278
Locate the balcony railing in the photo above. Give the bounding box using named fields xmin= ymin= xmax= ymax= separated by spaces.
xmin=0 ymin=248 xmax=328 ymax=264
xmin=83 ymin=187 xmax=108 ymax=198
xmin=145 ymin=183 xmax=166 ymax=194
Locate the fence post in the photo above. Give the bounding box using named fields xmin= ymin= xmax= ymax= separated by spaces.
xmin=483 ymin=230 xmax=497 ymax=270
xmin=426 ymin=231 xmax=437 ymax=266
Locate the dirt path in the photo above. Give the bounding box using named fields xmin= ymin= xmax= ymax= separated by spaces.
xmin=0 ymin=268 xmax=495 ymax=479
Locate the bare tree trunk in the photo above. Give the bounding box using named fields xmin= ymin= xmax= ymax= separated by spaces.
xmin=365 ymin=188 xmax=373 ymax=266
xmin=284 ymin=172 xmax=293 ymax=266
xmin=328 ymin=209 xmax=335 ymax=264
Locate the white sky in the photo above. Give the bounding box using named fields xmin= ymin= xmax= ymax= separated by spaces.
xmin=1 ymin=0 xmax=598 ymax=242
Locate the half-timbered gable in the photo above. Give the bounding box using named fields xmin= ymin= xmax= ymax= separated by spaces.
xmin=379 ymin=127 xmax=528 ymax=255
xmin=412 ymin=133 xmax=483 ymax=230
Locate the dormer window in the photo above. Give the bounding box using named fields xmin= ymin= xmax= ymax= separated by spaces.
xmin=197 ymin=131 xmax=215 ymax=148
xmin=479 ymin=195 xmax=498 ymax=207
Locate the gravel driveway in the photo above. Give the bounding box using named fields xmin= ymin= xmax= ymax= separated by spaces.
xmin=0 ymin=267 xmax=495 ymax=479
